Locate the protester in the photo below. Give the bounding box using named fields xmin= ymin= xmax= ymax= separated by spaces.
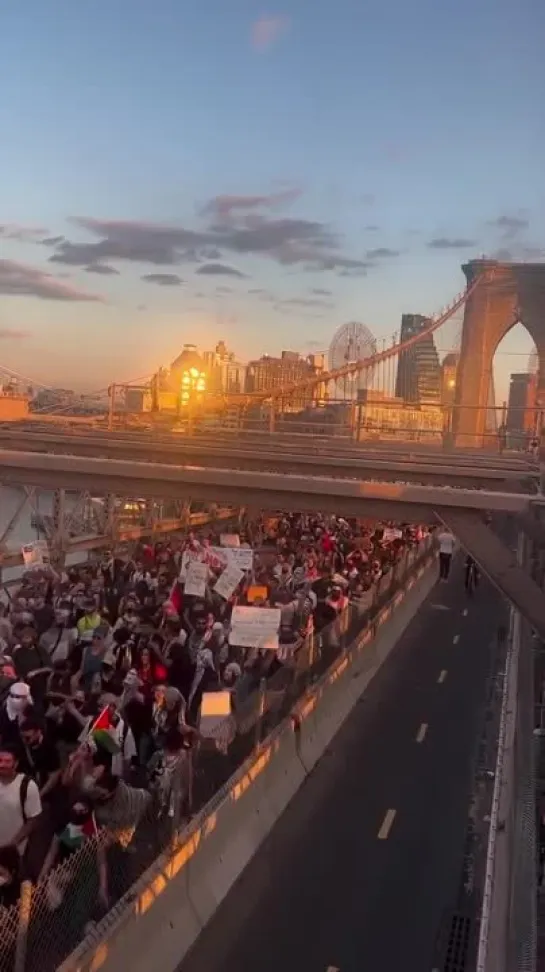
xmin=0 ymin=512 xmax=432 ymax=933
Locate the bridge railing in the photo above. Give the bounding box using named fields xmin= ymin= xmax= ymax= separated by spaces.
xmin=1 ymin=536 xmax=435 ymax=972
xmin=475 ymin=533 xmax=539 ymax=972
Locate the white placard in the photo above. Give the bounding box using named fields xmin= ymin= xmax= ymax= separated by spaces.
xmin=214 ymin=564 xmax=244 ymax=601
xmin=229 ymin=605 xmax=281 ymax=651
xmin=178 ymin=547 xmax=205 ymax=580
xmin=210 ymin=546 xmax=253 ymax=572
xmin=220 ymin=534 xmax=240 ymax=548
xmin=382 ymin=528 xmax=403 ymax=543
xmin=184 ymin=560 xmax=208 ymax=598
xmin=21 ymin=541 xmax=50 ymax=570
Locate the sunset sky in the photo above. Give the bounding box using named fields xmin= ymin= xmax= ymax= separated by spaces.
xmin=1 ymin=0 xmax=542 ymax=398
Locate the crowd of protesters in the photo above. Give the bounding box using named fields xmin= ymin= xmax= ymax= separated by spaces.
xmin=0 ymin=511 xmax=431 ymax=922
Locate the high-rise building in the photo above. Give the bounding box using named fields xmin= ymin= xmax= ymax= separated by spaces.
xmin=395 ymin=314 xmax=441 ymax=404
xmin=506 ymin=372 xmax=537 ymax=440
xmin=202 ymin=341 xmax=247 ymax=394
xmin=245 ymin=350 xmax=317 ymax=411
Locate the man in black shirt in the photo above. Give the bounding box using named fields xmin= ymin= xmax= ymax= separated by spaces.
xmin=19 ymin=715 xmax=61 ymax=798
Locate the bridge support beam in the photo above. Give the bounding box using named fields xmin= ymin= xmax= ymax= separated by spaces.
xmin=435 ymin=509 xmax=545 ymax=637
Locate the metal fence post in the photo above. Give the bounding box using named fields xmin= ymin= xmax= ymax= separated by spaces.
xmin=14 ymin=880 xmax=32 ymax=972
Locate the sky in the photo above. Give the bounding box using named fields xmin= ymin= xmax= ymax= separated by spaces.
xmin=1 ymin=0 xmax=543 ymax=397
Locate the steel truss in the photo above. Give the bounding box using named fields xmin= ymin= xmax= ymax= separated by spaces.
xmin=2 ymin=452 xmax=545 ymax=638
xmin=0 ymin=483 xmax=237 ymax=573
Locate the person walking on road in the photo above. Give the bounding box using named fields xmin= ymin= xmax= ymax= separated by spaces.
xmin=437 ymin=528 xmax=455 ymax=581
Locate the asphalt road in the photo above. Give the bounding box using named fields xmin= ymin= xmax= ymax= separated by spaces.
xmin=179 ymin=560 xmax=506 ymax=972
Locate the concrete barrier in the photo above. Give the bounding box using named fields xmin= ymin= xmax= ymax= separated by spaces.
xmin=61 ymin=550 xmax=437 ymax=972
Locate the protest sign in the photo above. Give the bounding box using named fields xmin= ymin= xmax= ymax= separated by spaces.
xmin=209 ymin=546 xmax=253 ymax=572
xmin=220 ymin=534 xmax=240 ymax=548
xmin=229 ymin=605 xmax=281 ymax=651
xmin=184 ymin=561 xmax=208 ymax=598
xmin=21 ymin=541 xmax=50 ymax=571
xmin=214 ymin=564 xmax=244 ymax=601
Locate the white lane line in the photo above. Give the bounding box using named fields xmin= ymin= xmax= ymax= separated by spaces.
xmin=453 ymin=634 xmax=460 ymax=645
xmin=416 ymin=722 xmax=428 ymax=743
xmin=378 ymin=808 xmax=397 ymax=840
xmin=462 ymin=608 xmax=468 ymax=617
xmin=438 ymin=669 xmax=448 ymax=684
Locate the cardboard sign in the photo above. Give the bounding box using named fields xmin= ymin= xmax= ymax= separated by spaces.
xmin=214 ymin=564 xmax=244 ymax=601
xmin=184 ymin=561 xmax=208 ymax=598
xmin=229 ymin=605 xmax=281 ymax=651
xmin=220 ymin=534 xmax=240 ymax=548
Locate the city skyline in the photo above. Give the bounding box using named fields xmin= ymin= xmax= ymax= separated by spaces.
xmin=1 ymin=0 xmax=543 ymax=397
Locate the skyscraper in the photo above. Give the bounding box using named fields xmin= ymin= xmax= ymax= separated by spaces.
xmin=506 ymin=372 xmax=537 ymax=441
xmin=395 ymin=314 xmax=441 ymax=404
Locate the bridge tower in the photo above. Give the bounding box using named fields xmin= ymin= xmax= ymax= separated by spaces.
xmin=453 ymin=260 xmax=545 ymax=447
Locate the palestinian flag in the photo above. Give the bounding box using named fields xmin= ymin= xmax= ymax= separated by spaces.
xmin=89 ymin=706 xmax=121 ymax=755
xmin=59 ymin=814 xmax=98 ymax=851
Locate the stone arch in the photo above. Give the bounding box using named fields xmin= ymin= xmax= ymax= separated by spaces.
xmin=452 ymin=260 xmax=545 ymax=447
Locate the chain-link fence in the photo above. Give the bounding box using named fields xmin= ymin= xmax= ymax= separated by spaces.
xmin=0 ymin=536 xmax=435 ymax=972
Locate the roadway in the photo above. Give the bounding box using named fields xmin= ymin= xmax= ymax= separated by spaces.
xmin=180 ymin=564 xmax=506 ymax=972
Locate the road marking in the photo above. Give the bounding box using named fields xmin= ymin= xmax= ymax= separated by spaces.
xmin=377 ymin=808 xmax=396 ymax=840
xmin=416 ymin=722 xmax=428 ymax=743
xmin=453 ymin=634 xmax=460 ymax=645
xmin=438 ymin=669 xmax=448 ymax=684
xmin=462 ymin=608 xmax=468 ymax=617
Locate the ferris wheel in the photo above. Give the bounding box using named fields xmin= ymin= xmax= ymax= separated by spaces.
xmin=328 ymin=321 xmax=377 ymax=400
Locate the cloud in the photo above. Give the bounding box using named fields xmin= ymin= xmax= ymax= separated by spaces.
xmin=251 ymin=14 xmax=290 ymax=50
xmin=216 ymin=285 xmax=233 ymax=295
xmin=41 ymin=235 xmax=65 ymax=246
xmin=365 ymin=225 xmax=379 ymax=232
xmin=203 ymin=188 xmax=301 ymax=220
xmin=0 ymin=259 xmax=102 ymax=301
xmin=0 ymin=224 xmax=48 ymax=242
xmin=0 ymin=328 xmax=30 ymax=340
xmin=366 ymin=247 xmax=400 ymax=259
xmin=311 ymin=287 xmax=332 ymax=296
xmin=47 ymin=205 xmax=366 ymax=275
xmin=196 ymin=262 xmax=246 ymax=277
xmin=142 ymin=272 xmax=184 ymax=286
xmin=276 ymin=296 xmax=334 ymax=309
xmin=489 ymin=215 xmax=529 ymax=239
xmin=427 ymin=237 xmax=477 ymax=250
xmin=85 ymin=264 xmax=120 ymax=275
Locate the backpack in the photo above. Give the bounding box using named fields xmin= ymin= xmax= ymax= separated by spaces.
xmin=19 ymin=774 xmax=31 ymax=824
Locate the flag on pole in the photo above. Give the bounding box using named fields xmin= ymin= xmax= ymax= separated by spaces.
xmin=88 ymin=706 xmax=121 ymax=755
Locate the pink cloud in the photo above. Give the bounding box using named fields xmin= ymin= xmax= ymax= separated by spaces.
xmin=251 ymin=14 xmax=290 ymax=50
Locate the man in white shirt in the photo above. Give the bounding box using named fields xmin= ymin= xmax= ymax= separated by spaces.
xmin=437 ymin=529 xmax=455 ymax=581
xmin=0 ymin=744 xmax=42 ymax=852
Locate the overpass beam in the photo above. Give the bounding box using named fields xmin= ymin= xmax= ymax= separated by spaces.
xmin=435 ymin=509 xmax=545 ymax=637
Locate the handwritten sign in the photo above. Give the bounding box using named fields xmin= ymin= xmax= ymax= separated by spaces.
xmin=210 ymin=546 xmax=253 ymax=572
xmin=214 ymin=564 xmax=244 ymax=601
xmin=229 ymin=605 xmax=281 ymax=651
xmin=184 ymin=561 xmax=208 ymax=598
xmin=21 ymin=541 xmax=50 ymax=571
xmin=220 ymin=534 xmax=240 ymax=548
